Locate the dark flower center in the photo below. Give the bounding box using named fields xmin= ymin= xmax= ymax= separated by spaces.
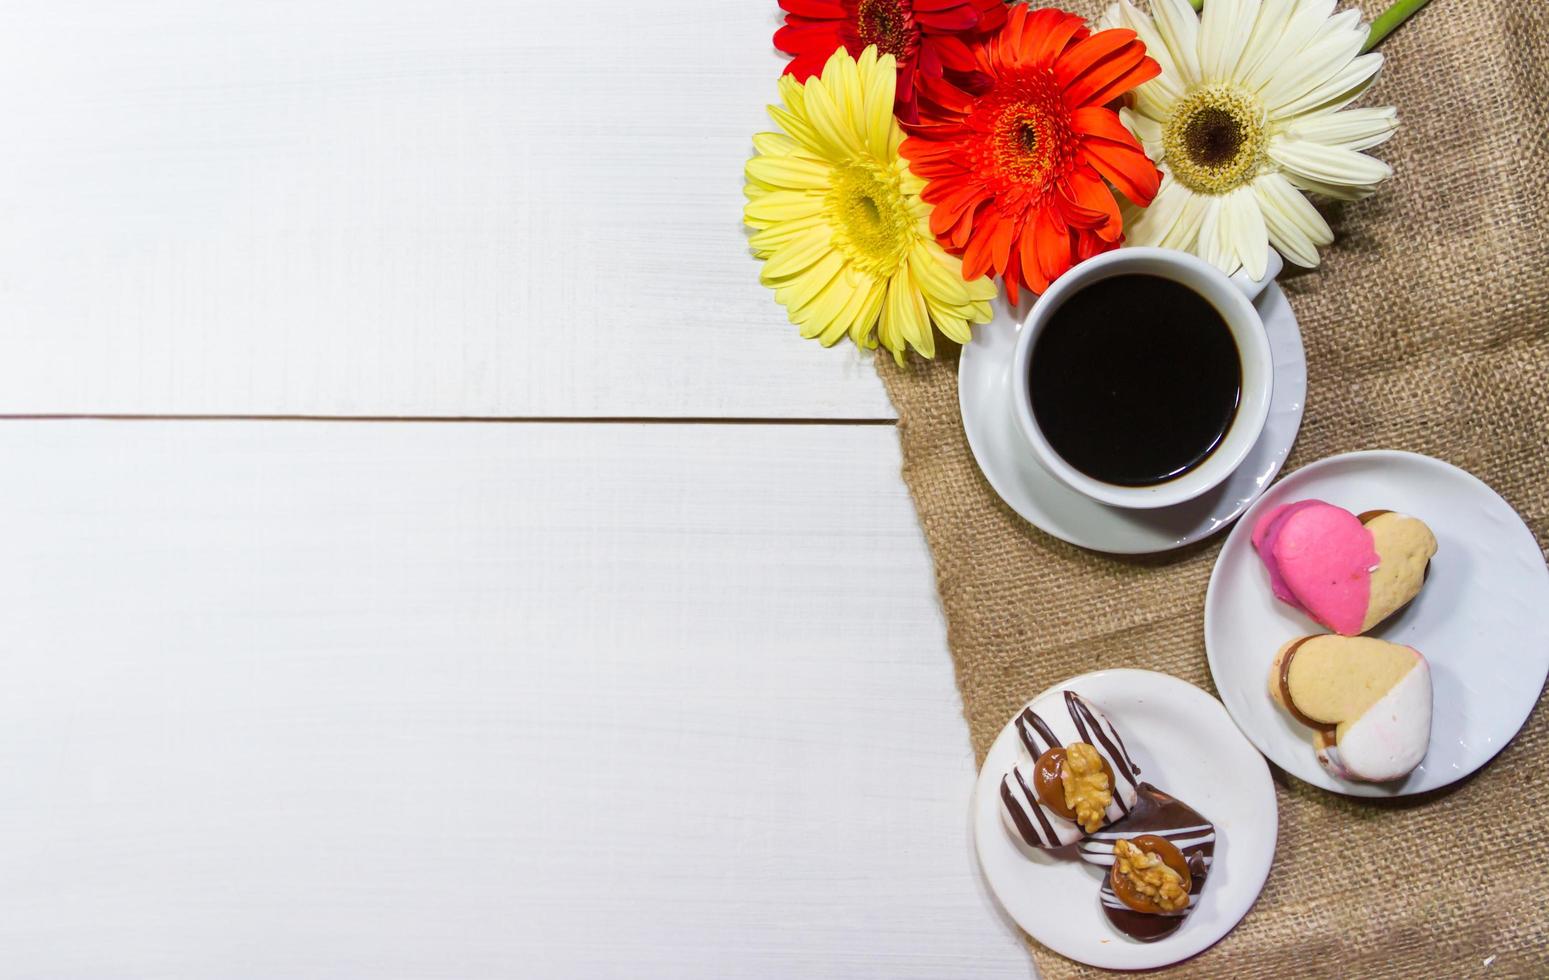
xmin=855 ymin=0 xmax=917 ymax=58
xmin=1017 ymin=121 xmax=1040 ymax=154
xmin=1162 ymin=86 xmax=1266 ymax=195
xmin=1182 ymin=107 xmax=1243 ymax=167
xmin=978 ymin=71 xmax=1076 ymax=198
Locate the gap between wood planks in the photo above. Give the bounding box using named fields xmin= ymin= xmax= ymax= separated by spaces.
xmin=0 ymin=414 xmax=897 ymax=426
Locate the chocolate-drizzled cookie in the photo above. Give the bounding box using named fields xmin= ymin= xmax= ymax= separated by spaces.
xmin=1076 ymin=783 xmax=1216 ymax=942
xmin=999 ymin=691 xmax=1142 ymax=849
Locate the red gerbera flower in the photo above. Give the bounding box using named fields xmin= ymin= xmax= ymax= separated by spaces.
xmin=901 ymin=5 xmax=1162 ymax=303
xmin=774 ymin=0 xmax=1008 ymax=123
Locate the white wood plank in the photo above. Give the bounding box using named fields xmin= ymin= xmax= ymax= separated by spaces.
xmin=0 ymin=1 xmax=894 ymax=420
xmin=0 ymin=420 xmax=1023 ymax=977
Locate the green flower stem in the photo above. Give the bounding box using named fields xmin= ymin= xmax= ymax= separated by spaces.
xmin=1188 ymin=0 xmax=1203 ymax=9
xmin=1364 ymin=0 xmax=1433 ymax=51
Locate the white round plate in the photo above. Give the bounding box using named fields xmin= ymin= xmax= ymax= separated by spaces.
xmin=1205 ymin=450 xmax=1549 ymax=797
xmin=974 ymin=669 xmax=1276 ymax=971
xmin=958 ymin=284 xmax=1305 ymax=554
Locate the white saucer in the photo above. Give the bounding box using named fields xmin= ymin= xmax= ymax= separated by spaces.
xmin=958 ymin=284 xmax=1305 ymax=554
xmin=1205 ymin=450 xmax=1549 ymax=797
xmin=974 ymin=669 xmax=1276 ymax=971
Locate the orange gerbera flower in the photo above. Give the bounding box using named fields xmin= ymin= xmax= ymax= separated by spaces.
xmin=901 ymin=5 xmax=1162 ymax=302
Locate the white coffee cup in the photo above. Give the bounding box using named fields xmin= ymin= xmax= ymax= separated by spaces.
xmin=1009 ymin=246 xmax=1282 ymax=510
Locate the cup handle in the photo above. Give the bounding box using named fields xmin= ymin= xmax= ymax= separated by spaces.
xmin=1228 ymin=249 xmax=1283 ymax=303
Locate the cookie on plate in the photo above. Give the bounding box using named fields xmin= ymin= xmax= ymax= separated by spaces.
xmin=999 ymin=691 xmax=1142 ymax=849
xmin=1269 ymin=635 xmax=1432 ymax=782
xmin=1252 ymin=500 xmax=1436 ymax=635
xmin=1077 ymin=783 xmax=1216 ymax=942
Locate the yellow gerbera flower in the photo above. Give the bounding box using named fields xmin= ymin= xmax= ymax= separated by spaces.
xmin=745 ymin=46 xmax=996 ymax=364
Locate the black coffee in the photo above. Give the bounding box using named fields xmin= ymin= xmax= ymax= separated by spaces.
xmin=1029 ymin=274 xmax=1241 ymax=487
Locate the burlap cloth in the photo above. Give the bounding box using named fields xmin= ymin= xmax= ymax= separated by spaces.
xmin=876 ymin=2 xmax=1549 ymax=975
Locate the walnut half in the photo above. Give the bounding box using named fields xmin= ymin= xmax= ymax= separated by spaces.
xmin=1112 ymin=837 xmax=1191 ymax=914
xmin=1059 ymin=742 xmax=1113 ymax=833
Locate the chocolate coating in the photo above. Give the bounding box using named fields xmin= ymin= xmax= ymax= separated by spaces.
xmin=999 ymin=692 xmax=1142 ymax=849
xmin=1077 ymin=783 xmax=1216 ymax=942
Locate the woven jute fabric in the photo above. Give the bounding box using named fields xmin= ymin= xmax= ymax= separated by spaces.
xmin=877 ymin=2 xmax=1549 ymax=975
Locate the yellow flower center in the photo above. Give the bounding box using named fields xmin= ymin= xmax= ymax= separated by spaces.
xmin=827 ymin=161 xmax=913 ymax=276
xmin=1163 ymin=85 xmax=1267 ymax=195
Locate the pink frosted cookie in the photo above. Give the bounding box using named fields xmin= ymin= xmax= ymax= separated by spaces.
xmin=1252 ymin=500 xmax=1437 ymax=636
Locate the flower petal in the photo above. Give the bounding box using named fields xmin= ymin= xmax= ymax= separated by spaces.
xmin=1063 ymin=38 xmax=1158 ymax=108
xmin=1222 ymin=183 xmax=1270 ymax=280
xmin=1150 ymin=0 xmax=1203 ymax=88
xmin=759 ymin=226 xmax=835 ymax=283
xmin=775 ymin=250 xmax=845 ymax=328
xmin=909 ymin=241 xmax=972 ymax=306
xmin=1080 ymin=121 xmax=1160 ymax=207
xmin=960 ymin=214 xmax=1001 ymax=280
xmin=747 ymin=212 xmax=827 ymax=254
xmin=804 ymin=266 xmax=872 ymax=347
xmin=1016 ymin=6 xmax=1089 ymax=67
xmin=1280 ymin=106 xmax=1398 ymax=152
xmin=1117 ymin=105 xmax=1163 ymax=160
xmin=1122 ymin=171 xmax=1186 ymax=246
xmin=1053 ymin=27 xmax=1140 ymax=89
xmin=803 ymin=66 xmax=864 ymax=158
xmin=1268 ymin=136 xmax=1392 ymax=191
xmin=880 ymin=262 xmax=932 ymax=360
xmin=1233 ymin=0 xmax=1297 ymax=89
xmin=1261 ymin=10 xmax=1368 ymax=115
xmin=745 ymin=190 xmax=825 ymax=226
xmin=1199 ymin=0 xmax=1257 ymax=83
xmin=1195 ymin=195 xmax=1232 ymax=273
xmin=746 ymin=154 xmax=832 ymax=191
xmin=1014 ymin=225 xmax=1044 ymax=299
xmin=768 ymin=103 xmax=826 ymax=157
xmin=1061 ymin=164 xmax=1122 ymax=240
xmin=1160 ymin=185 xmax=1210 ymax=254
xmin=1252 ymin=172 xmax=1330 ymax=268
xmin=1272 ymin=52 xmax=1384 ymax=120
xmin=862 ymin=49 xmax=898 ymax=158
xmin=752 ymin=131 xmax=803 ymax=158
xmin=1102 ymin=0 xmax=1185 ymax=104
xmin=1034 ymin=206 xmax=1073 ymax=284
xmin=845 ymin=278 xmax=888 ymax=349
xmin=1241 ymin=0 xmax=1333 ymax=94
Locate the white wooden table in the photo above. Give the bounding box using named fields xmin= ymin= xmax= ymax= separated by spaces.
xmin=0 ymin=2 xmax=1031 ymax=975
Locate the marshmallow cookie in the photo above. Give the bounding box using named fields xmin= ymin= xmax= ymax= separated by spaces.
xmin=1269 ymin=635 xmax=1433 ymax=782
xmin=1252 ymin=500 xmax=1437 ymax=636
xmin=1077 ymin=784 xmax=1216 ymax=942
xmin=999 ymin=691 xmax=1142 ymax=849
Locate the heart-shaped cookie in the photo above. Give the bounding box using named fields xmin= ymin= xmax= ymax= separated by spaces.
xmin=999 ymin=690 xmax=1142 ymax=849
xmin=1269 ymin=635 xmax=1432 ymax=782
xmin=1077 ymin=783 xmax=1216 ymax=942
xmin=1252 ymin=500 xmax=1436 ymax=635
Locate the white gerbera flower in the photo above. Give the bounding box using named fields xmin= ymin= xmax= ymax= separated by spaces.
xmin=1103 ymin=0 xmax=1398 ymax=278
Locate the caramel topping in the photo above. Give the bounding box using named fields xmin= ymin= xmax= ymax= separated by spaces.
xmin=1111 ymin=836 xmax=1192 ymax=915
xmin=1356 ymin=509 xmax=1392 ymax=524
xmin=1032 ymin=748 xmax=1076 ymax=819
xmin=1033 ymin=743 xmax=1116 ymax=830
